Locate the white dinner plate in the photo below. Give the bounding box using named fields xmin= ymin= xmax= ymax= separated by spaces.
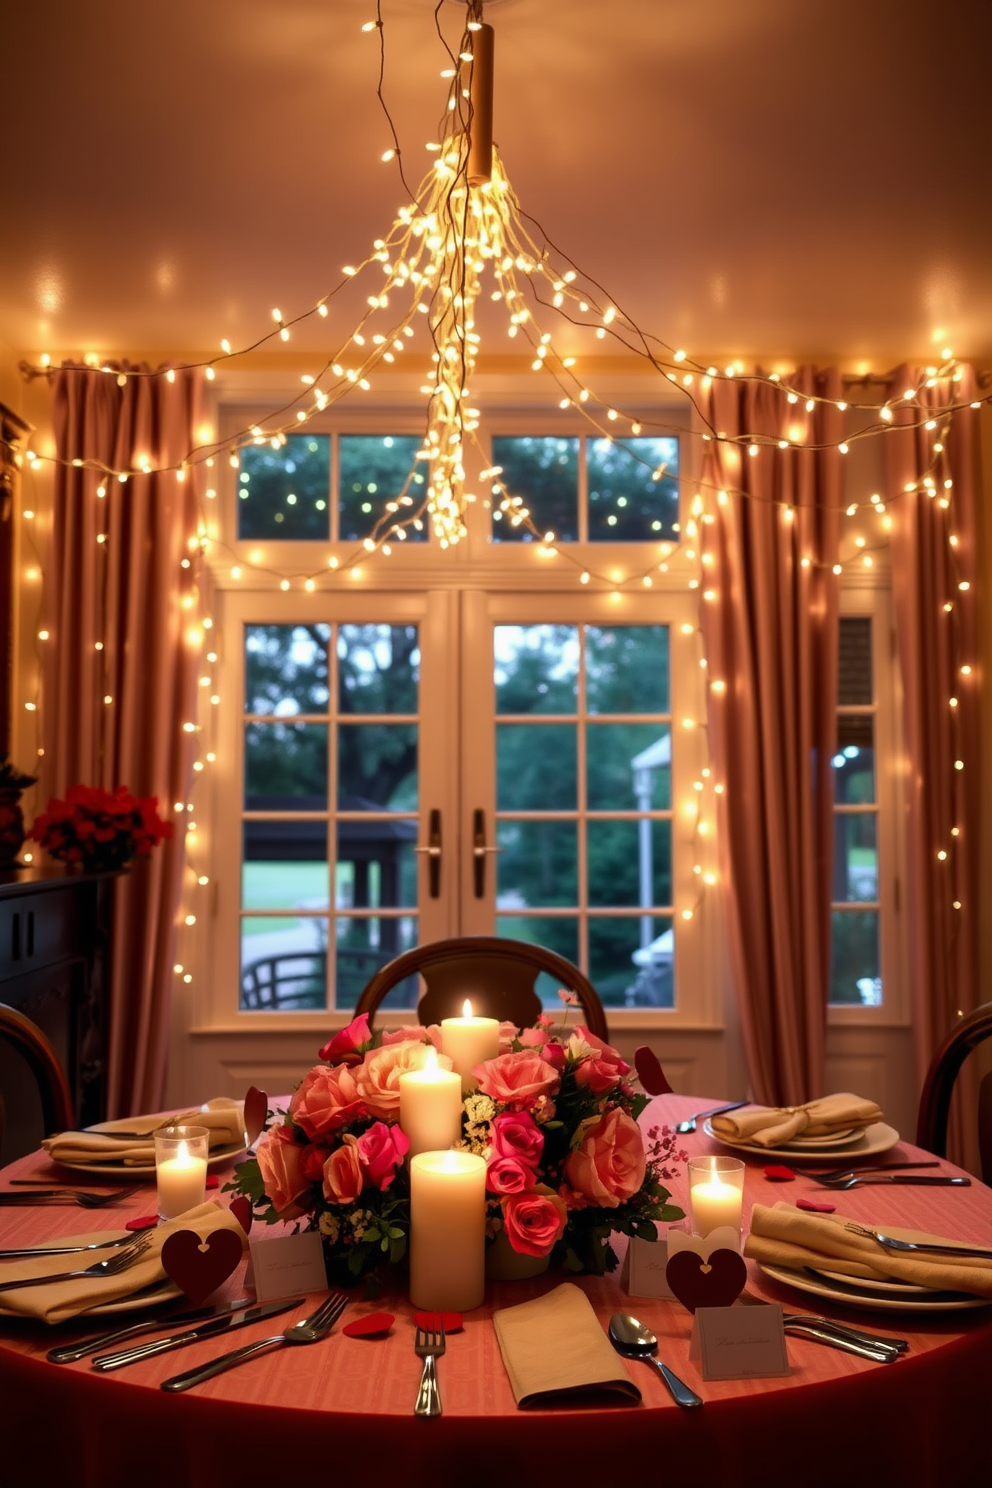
xmin=55 ymin=1117 xmax=246 ymax=1178
xmin=0 ymin=1279 xmax=184 ymax=1321
xmin=759 ymin=1261 xmax=989 ymax=1313
xmin=704 ymin=1118 xmax=901 ymax=1163
xmin=811 ymin=1267 xmax=929 ymax=1296
xmin=778 ymin=1128 xmax=859 ymax=1149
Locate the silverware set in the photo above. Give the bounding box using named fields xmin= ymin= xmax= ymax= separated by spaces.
xmin=414 ymin=1317 xmax=446 ymax=1417
xmin=0 ymin=1233 xmax=152 ymax=1293
xmin=161 ymin=1291 xmax=347 ymax=1391
xmin=673 ymin=1101 xmax=748 ymax=1135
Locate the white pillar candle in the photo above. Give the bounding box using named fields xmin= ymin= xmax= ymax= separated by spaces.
xmin=155 ymin=1125 xmax=210 ymax=1221
xmin=409 ymin=1150 xmax=487 ymax=1312
xmin=439 ymin=999 xmax=500 ymax=1094
xmin=399 ymin=1046 xmax=463 ymax=1158
xmin=689 ymin=1177 xmax=743 ymax=1238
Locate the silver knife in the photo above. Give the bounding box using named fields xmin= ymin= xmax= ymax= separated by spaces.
xmin=91 ymin=1297 xmax=303 ymax=1371
xmin=47 ymin=1298 xmax=254 ymax=1365
xmin=784 ymin=1322 xmax=899 ymax=1363
xmin=856 ymin=1176 xmax=971 ymax=1187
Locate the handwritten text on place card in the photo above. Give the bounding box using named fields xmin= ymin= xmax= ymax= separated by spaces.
xmin=689 ymin=1303 xmax=789 ymax=1381
xmin=248 ymin=1230 xmax=328 ymax=1303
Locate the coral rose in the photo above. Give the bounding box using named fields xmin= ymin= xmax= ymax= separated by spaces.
xmin=473 ymin=1050 xmax=559 ymax=1108
xmin=485 ymin=1154 xmax=534 ymax=1195
xmin=490 ymin=1110 xmax=544 ymax=1169
xmin=323 ymin=1137 xmax=364 ymax=1205
xmin=501 ymin=1185 xmax=568 ymax=1256
xmin=290 ymin=1062 xmax=364 ymax=1139
xmin=356 ymin=1121 xmax=409 ymax=1190
xmin=562 ymin=1107 xmax=646 ymax=1209
xmin=257 ymin=1125 xmax=311 ymax=1219
xmin=355 ymin=1039 xmax=453 ymax=1118
xmin=318 ymin=1013 xmax=371 ymax=1065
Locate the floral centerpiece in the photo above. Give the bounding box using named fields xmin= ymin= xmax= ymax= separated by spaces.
xmin=230 ymin=998 xmax=686 ymax=1288
xmin=29 ymin=784 xmax=172 ymax=872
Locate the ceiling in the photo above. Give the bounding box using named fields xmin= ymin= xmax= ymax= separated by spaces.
xmin=4 ymin=0 xmax=991 ymax=369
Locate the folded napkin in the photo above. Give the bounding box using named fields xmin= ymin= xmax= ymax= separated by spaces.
xmin=493 ymin=1282 xmax=641 ymax=1407
xmin=745 ymin=1201 xmax=992 ymax=1297
xmin=42 ymin=1098 xmax=246 ymax=1167
xmin=0 ymin=1200 xmax=247 ymax=1325
xmin=711 ymin=1092 xmax=883 ymax=1148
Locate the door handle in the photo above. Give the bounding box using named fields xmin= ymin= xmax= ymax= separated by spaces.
xmin=472 ymin=808 xmax=502 ymax=898
xmin=415 ymin=808 xmax=442 ymax=898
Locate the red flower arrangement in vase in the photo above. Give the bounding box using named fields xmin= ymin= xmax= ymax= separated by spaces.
xmin=28 ymin=784 xmax=172 ymax=872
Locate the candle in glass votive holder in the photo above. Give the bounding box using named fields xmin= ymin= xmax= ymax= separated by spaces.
xmin=155 ymin=1125 xmax=209 ymax=1220
xmin=399 ymin=1045 xmax=463 ymax=1158
xmin=439 ymin=999 xmax=500 ymax=1093
xmin=409 ymin=1149 xmax=487 ymax=1312
xmin=688 ymin=1155 xmax=745 ymax=1243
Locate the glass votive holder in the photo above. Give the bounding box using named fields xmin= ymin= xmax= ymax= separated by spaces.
xmin=688 ymin=1154 xmax=745 ymax=1242
xmin=154 ymin=1125 xmax=209 ymax=1220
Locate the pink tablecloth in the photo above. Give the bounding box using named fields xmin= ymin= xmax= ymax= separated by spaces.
xmin=1 ymin=1093 xmax=990 ymax=1488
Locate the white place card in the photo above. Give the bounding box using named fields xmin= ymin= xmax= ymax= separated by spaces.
xmin=689 ymin=1303 xmax=789 ymax=1381
xmin=248 ymin=1230 xmax=328 ymax=1303
xmin=622 ymin=1226 xmax=687 ymax=1299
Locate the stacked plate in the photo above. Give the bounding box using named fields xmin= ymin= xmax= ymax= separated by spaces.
xmin=704 ymin=1118 xmax=901 ymax=1163
xmin=57 ymin=1118 xmax=247 ymax=1178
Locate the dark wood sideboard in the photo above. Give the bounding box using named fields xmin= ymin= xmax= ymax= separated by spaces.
xmin=0 ymin=868 xmax=116 ymax=1159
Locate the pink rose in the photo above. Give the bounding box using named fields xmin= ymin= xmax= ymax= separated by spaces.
xmin=574 ymin=1057 xmax=625 ymax=1095
xmin=473 ymin=1050 xmax=559 ymax=1108
xmin=323 ymin=1137 xmax=364 ymax=1204
xmin=485 ymin=1154 xmax=534 ymax=1195
xmin=319 ymin=1013 xmax=371 ymax=1065
xmin=356 ymin=1121 xmax=410 ymax=1190
xmin=257 ymin=1125 xmax=311 ymax=1219
xmin=379 ymin=1024 xmax=442 ymax=1049
xmin=501 ymin=1186 xmax=568 ymax=1257
xmin=540 ymin=1041 xmax=567 ymax=1073
xmin=491 ymin=1111 xmax=544 ymax=1169
xmin=518 ymin=1026 xmax=549 ymax=1049
xmin=290 ymin=1062 xmax=364 ymax=1139
xmin=562 ymin=1108 xmax=646 ymax=1210
xmin=570 ymin=1027 xmax=629 ymax=1075
xmin=355 ymin=1039 xmax=453 ymax=1118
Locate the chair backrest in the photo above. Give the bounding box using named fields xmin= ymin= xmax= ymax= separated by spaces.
xmin=353 ymin=936 xmax=609 ymax=1041
xmin=916 ymin=1002 xmax=992 ymax=1183
xmin=0 ymin=1002 xmax=74 ymax=1146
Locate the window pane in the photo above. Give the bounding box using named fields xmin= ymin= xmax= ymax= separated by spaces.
xmin=241 ymin=916 xmax=327 ymax=1010
xmin=587 ymin=437 xmax=679 ymax=541
xmin=832 ymin=814 xmax=878 ymax=902
xmin=237 ymin=436 xmax=330 ymax=540
xmin=335 ymin=916 xmax=417 ymax=1010
xmin=496 ymin=820 xmax=577 ymax=906
xmin=838 ymin=617 xmax=872 ymax=705
xmin=494 ymin=625 xmax=579 ymax=714
xmin=588 ymin=820 xmax=671 ymax=907
xmin=490 ymin=437 xmax=579 ymax=542
xmin=337 ymin=724 xmax=417 ymax=810
xmin=586 ymin=625 xmax=669 ymax=714
xmin=590 ymin=916 xmax=674 ymax=1008
xmin=338 ymin=435 xmax=427 ymax=543
xmin=494 ymin=915 xmax=578 ymax=1005
xmin=833 ymin=716 xmax=875 ymax=803
xmin=338 ymin=624 xmax=419 ymax=714
xmin=829 ymin=909 xmax=881 ymax=1005
xmin=587 ymin=723 xmax=671 ymax=810
xmin=242 ymin=833 xmax=329 ymax=901
xmin=497 ymin=724 xmax=576 ymax=809
xmin=245 ymin=723 xmax=328 ymax=806
xmin=245 ymin=624 xmax=330 ymax=716
xmin=335 ymin=824 xmax=417 ymax=907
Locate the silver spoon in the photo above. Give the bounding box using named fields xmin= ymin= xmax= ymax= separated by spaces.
xmin=608 ymin=1313 xmax=703 ymax=1408
xmin=674 ymin=1100 xmax=748 ymax=1135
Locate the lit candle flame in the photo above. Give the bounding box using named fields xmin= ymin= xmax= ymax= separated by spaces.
xmin=424 ymin=1045 xmax=438 ymax=1073
xmin=462 ymin=998 xmax=473 ymax=1019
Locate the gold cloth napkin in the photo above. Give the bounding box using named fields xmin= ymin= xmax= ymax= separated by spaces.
xmin=42 ymin=1098 xmax=246 ymax=1167
xmin=0 ymin=1200 xmax=247 ymax=1325
xmin=745 ymin=1201 xmax=992 ymax=1297
xmin=493 ymin=1282 xmax=641 ymax=1407
xmin=710 ymin=1092 xmax=883 ymax=1148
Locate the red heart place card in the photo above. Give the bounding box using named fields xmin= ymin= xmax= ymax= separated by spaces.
xmin=162 ymin=1228 xmax=244 ymax=1306
xmin=243 ymin=1086 xmax=268 ymax=1147
xmin=666 ymin=1244 xmax=748 ymax=1314
xmin=633 ymin=1046 xmax=673 ymax=1097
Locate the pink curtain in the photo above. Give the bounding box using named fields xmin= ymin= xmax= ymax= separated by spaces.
xmin=42 ymin=363 xmax=203 ymax=1116
xmin=698 ymin=368 xmax=843 ymax=1104
xmin=885 ymin=364 xmax=980 ymax=1163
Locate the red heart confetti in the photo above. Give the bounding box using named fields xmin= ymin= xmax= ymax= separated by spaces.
xmin=764 ymin=1165 xmax=795 ymax=1182
xmin=243 ymin=1086 xmax=268 ymax=1147
xmin=343 ymin=1313 xmax=395 ymax=1338
xmin=229 ymin=1196 xmax=253 ymax=1235
xmin=797 ymin=1197 xmax=836 ymax=1213
xmin=666 ymin=1247 xmax=747 ymax=1313
xmin=633 ymin=1046 xmax=673 ymax=1097
xmin=413 ymin=1310 xmax=464 ymax=1333
xmin=161 ymin=1227 xmax=244 ymax=1306
xmin=125 ymin=1215 xmax=158 ymax=1232
xmin=206 ymin=1175 xmax=220 ymax=1190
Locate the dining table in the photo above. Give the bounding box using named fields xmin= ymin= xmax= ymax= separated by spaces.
xmin=1 ymin=1091 xmax=990 ymax=1488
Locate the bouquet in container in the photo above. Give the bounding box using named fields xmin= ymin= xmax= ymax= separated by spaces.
xmin=231 ymin=1001 xmax=686 ymax=1288
xmin=29 ymin=784 xmax=172 ymax=872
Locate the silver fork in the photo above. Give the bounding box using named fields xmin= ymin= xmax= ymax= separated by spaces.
xmin=160 ymin=1291 xmax=346 ymax=1392
xmin=0 ymin=1233 xmax=152 ymax=1292
xmin=845 ymin=1222 xmax=992 ymax=1261
xmin=0 ymin=1232 xmax=151 ymax=1260
xmin=414 ymin=1317 xmax=446 ymax=1417
xmin=0 ymin=1185 xmax=142 ymax=1208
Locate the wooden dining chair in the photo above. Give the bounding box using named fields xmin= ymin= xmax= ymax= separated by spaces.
xmin=916 ymin=1001 xmax=992 ymax=1183
xmin=353 ymin=936 xmax=610 ymax=1041
xmin=0 ymin=1002 xmax=75 ymax=1157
